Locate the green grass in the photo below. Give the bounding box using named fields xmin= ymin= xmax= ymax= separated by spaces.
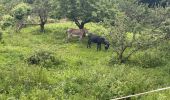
xmin=0 ymin=22 xmax=170 ymax=100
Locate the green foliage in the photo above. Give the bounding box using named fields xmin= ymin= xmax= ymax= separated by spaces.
xmin=27 ymin=50 xmax=61 ymax=68
xmin=0 ymin=22 xmax=169 ymax=100
xmin=138 ymin=0 xmax=170 ymax=7
xmin=32 ymin=0 xmax=52 ymax=32
xmin=0 ymin=31 xmax=2 ymax=41
xmin=104 ymin=1 xmax=170 ymax=64
xmin=56 ymin=0 xmax=117 ymax=29
xmin=0 ymin=4 xmax=5 ymax=17
xmin=1 ymin=15 xmax=14 ymax=29
xmin=160 ymin=15 xmax=170 ymax=39
xmin=158 ymin=41 xmax=170 ymax=60
xmin=0 ymin=0 xmax=170 ymax=99
xmin=135 ymin=52 xmax=166 ymax=68
xmin=12 ymin=3 xmax=31 ymax=20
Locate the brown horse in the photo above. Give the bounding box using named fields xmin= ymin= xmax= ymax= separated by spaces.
xmin=66 ymin=28 xmax=88 ymax=42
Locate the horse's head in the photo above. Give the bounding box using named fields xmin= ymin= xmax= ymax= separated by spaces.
xmin=104 ymin=40 xmax=110 ymax=50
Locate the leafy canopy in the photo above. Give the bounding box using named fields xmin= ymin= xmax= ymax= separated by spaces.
xmin=12 ymin=3 xmax=31 ymax=20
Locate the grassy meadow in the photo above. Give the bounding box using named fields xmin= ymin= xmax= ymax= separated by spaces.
xmin=0 ymin=22 xmax=170 ymax=100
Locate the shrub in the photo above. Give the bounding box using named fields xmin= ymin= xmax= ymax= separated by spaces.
xmin=158 ymin=41 xmax=170 ymax=60
xmin=12 ymin=3 xmax=31 ymax=20
xmin=1 ymin=15 xmax=14 ymax=29
xmin=47 ymin=18 xmax=56 ymax=23
xmin=135 ymin=52 xmax=165 ymax=68
xmin=27 ymin=51 xmax=61 ymax=68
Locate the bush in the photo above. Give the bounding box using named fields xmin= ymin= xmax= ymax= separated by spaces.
xmin=135 ymin=52 xmax=165 ymax=68
xmin=12 ymin=3 xmax=31 ymax=20
xmin=47 ymin=18 xmax=56 ymax=23
xmin=1 ymin=15 xmax=14 ymax=29
xmin=158 ymin=41 xmax=170 ymax=60
xmin=27 ymin=51 xmax=62 ymax=68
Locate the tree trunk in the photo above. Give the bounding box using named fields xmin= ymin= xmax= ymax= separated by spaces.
xmin=73 ymin=17 xmax=90 ymax=29
xmin=118 ymin=46 xmax=127 ymax=64
xmin=74 ymin=22 xmax=84 ymax=29
xmin=79 ymin=23 xmax=84 ymax=29
xmin=16 ymin=19 xmax=24 ymax=32
xmin=39 ymin=10 xmax=47 ymax=33
xmin=118 ymin=53 xmax=124 ymax=64
xmin=73 ymin=18 xmax=84 ymax=29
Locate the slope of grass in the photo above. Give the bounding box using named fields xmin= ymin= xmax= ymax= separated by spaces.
xmin=0 ymin=22 xmax=170 ymax=100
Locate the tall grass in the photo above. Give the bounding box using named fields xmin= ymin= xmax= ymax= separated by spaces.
xmin=0 ymin=22 xmax=170 ymax=100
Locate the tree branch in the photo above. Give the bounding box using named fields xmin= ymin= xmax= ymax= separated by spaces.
xmin=125 ymin=47 xmax=141 ymax=61
xmin=73 ymin=17 xmax=81 ymax=28
xmin=81 ymin=17 xmax=91 ymax=25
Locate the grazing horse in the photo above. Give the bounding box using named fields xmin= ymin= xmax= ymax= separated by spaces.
xmin=87 ymin=34 xmax=110 ymax=51
xmin=66 ymin=28 xmax=88 ymax=41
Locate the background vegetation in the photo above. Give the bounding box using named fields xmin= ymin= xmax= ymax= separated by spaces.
xmin=0 ymin=0 xmax=170 ymax=100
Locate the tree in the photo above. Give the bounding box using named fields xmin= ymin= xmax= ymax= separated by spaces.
xmin=106 ymin=1 xmax=169 ymax=63
xmin=0 ymin=0 xmax=23 ymax=13
xmin=57 ymin=0 xmax=116 ymax=29
xmin=1 ymin=15 xmax=14 ymax=30
xmin=0 ymin=4 xmax=5 ymax=17
xmin=12 ymin=3 xmax=31 ymax=32
xmin=33 ymin=0 xmax=52 ymax=32
xmin=137 ymin=0 xmax=170 ymax=7
xmin=160 ymin=7 xmax=170 ymax=39
xmin=57 ymin=0 xmax=92 ymax=29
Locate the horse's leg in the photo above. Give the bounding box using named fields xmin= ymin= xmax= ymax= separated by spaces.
xmin=99 ymin=44 xmax=101 ymax=51
xmin=67 ymin=34 xmax=71 ymax=42
xmin=87 ymin=42 xmax=89 ymax=48
xmin=79 ymin=35 xmax=83 ymax=42
xmin=87 ymin=40 xmax=91 ymax=48
xmin=97 ymin=44 xmax=100 ymax=51
xmin=97 ymin=43 xmax=101 ymax=51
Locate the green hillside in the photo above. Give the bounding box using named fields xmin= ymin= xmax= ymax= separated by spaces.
xmin=0 ymin=22 xmax=170 ymax=100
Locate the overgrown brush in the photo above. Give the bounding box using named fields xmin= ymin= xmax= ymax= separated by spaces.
xmin=0 ymin=31 xmax=2 ymax=41
xmin=135 ymin=52 xmax=166 ymax=68
xmin=0 ymin=22 xmax=169 ymax=100
xmin=26 ymin=50 xmax=62 ymax=68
